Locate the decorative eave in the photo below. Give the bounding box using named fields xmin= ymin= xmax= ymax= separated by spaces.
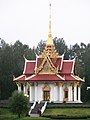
xmin=71 ymin=74 xmax=84 ymax=82
xmin=60 ymin=53 xmax=64 ymax=71
xmin=25 ymin=74 xmax=65 ymax=81
xmin=13 ymin=75 xmax=26 ymax=82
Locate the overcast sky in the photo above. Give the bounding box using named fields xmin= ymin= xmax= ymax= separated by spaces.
xmin=0 ymin=0 xmax=90 ymax=48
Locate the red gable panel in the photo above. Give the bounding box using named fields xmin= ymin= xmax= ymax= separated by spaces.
xmin=26 ymin=74 xmax=65 ymax=81
xmin=61 ymin=60 xmax=74 ymax=74
xmin=23 ymin=61 xmax=35 ymax=75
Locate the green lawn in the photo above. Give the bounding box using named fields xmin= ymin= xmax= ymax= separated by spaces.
xmin=0 ymin=108 xmax=50 ymax=120
xmin=43 ymin=108 xmax=90 ymax=116
xmin=0 ymin=107 xmax=90 ymax=120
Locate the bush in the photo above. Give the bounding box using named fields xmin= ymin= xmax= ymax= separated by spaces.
xmin=9 ymin=91 xmax=29 ymax=118
xmin=47 ymin=103 xmax=90 ymax=109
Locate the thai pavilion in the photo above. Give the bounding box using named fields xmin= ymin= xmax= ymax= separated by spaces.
xmin=14 ymin=4 xmax=84 ymax=104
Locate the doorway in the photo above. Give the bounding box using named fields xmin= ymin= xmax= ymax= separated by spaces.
xmin=43 ymin=84 xmax=50 ymax=101
xmin=43 ymin=91 xmax=50 ymax=101
xmin=64 ymin=88 xmax=68 ymax=101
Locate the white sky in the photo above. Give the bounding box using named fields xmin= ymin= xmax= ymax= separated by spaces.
xmin=0 ymin=0 xmax=90 ymax=48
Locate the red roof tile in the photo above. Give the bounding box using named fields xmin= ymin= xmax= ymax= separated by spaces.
xmin=54 ymin=58 xmax=62 ymax=70
xmin=26 ymin=74 xmax=65 ymax=81
xmin=36 ymin=58 xmax=43 ymax=68
xmin=23 ymin=61 xmax=35 ymax=74
xmin=61 ymin=60 xmax=75 ymax=74
xmin=61 ymin=74 xmax=78 ymax=81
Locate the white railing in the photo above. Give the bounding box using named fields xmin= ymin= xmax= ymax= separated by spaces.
xmin=28 ymin=101 xmax=36 ymax=115
xmin=41 ymin=101 xmax=47 ymax=114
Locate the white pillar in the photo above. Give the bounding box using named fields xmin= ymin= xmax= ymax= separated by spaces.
xmin=23 ymin=83 xmax=26 ymax=94
xmin=35 ymin=82 xmax=38 ymax=102
xmin=78 ymin=85 xmax=81 ymax=102
xmin=25 ymin=84 xmax=28 ymax=96
xmin=59 ymin=83 xmax=63 ymax=102
xmin=68 ymin=83 xmax=73 ymax=102
xmin=70 ymin=85 xmax=73 ymax=101
xmin=54 ymin=82 xmax=58 ymax=101
xmin=68 ymin=85 xmax=71 ymax=101
xmin=16 ymin=83 xmax=21 ymax=92
xmin=29 ymin=83 xmax=33 ymax=102
xmin=74 ymin=83 xmax=77 ymax=102
xmin=50 ymin=84 xmax=54 ymax=102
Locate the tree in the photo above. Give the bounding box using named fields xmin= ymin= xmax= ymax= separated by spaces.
xmin=36 ymin=40 xmax=45 ymax=55
xmin=53 ymin=37 xmax=69 ymax=59
xmin=9 ymin=91 xmax=29 ymax=118
xmin=0 ymin=40 xmax=36 ymax=100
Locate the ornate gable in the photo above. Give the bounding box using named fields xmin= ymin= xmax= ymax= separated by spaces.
xmin=35 ymin=55 xmax=58 ymax=74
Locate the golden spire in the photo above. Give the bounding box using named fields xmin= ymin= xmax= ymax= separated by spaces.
xmin=46 ymin=3 xmax=54 ymax=45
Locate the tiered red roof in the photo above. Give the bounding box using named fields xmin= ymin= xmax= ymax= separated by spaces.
xmin=14 ymin=55 xmax=84 ymax=82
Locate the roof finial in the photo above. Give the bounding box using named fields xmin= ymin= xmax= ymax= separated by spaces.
xmin=46 ymin=2 xmax=54 ymax=45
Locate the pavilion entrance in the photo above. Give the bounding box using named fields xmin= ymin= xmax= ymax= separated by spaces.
xmin=43 ymin=91 xmax=50 ymax=101
xmin=64 ymin=88 xmax=68 ymax=101
xmin=43 ymin=84 xmax=50 ymax=101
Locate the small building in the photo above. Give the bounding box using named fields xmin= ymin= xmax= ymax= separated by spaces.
xmin=14 ymin=4 xmax=84 ymax=103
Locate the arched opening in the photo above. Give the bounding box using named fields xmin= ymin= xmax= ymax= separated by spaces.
xmin=43 ymin=84 xmax=50 ymax=101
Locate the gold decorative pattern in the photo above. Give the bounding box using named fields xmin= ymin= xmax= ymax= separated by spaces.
xmin=16 ymin=82 xmax=21 ymax=87
xmin=29 ymin=82 xmax=34 ymax=86
xmin=54 ymin=82 xmax=58 ymax=86
xmin=36 ymin=55 xmax=58 ymax=74
xmin=34 ymin=82 xmax=38 ymax=86
xmin=59 ymin=82 xmax=64 ymax=87
xmin=74 ymin=82 xmax=78 ymax=87
xmin=43 ymin=84 xmax=51 ymax=91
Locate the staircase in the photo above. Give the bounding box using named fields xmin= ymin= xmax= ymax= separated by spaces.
xmin=30 ymin=102 xmax=44 ymax=117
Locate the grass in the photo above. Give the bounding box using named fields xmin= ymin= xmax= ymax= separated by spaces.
xmin=0 ymin=108 xmax=51 ymax=120
xmin=43 ymin=108 xmax=90 ymax=116
xmin=0 ymin=107 xmax=90 ymax=120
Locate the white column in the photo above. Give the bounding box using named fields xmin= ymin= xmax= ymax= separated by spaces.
xmin=29 ymin=83 xmax=33 ymax=102
xmin=59 ymin=83 xmax=63 ymax=102
xmin=25 ymin=84 xmax=28 ymax=96
xmin=78 ymin=85 xmax=81 ymax=102
xmin=35 ymin=82 xmax=38 ymax=102
xmin=68 ymin=83 xmax=73 ymax=102
xmin=70 ymin=85 xmax=73 ymax=101
xmin=16 ymin=83 xmax=21 ymax=92
xmin=74 ymin=83 xmax=77 ymax=102
xmin=68 ymin=84 xmax=71 ymax=101
xmin=50 ymin=84 xmax=54 ymax=102
xmin=23 ymin=83 xmax=26 ymax=94
xmin=54 ymin=82 xmax=58 ymax=101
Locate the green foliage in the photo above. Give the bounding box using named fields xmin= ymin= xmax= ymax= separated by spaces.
xmin=53 ymin=37 xmax=69 ymax=59
xmin=36 ymin=40 xmax=45 ymax=55
xmin=47 ymin=104 xmax=90 ymax=109
xmin=0 ymin=40 xmax=35 ymax=100
xmin=9 ymin=91 xmax=29 ymax=118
